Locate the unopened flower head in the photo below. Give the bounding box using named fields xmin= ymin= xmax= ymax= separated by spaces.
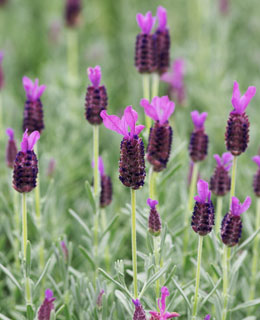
xmin=189 ymin=111 xmax=208 ymax=162
xmin=252 ymin=156 xmax=260 ymax=196
xmin=221 ymin=196 xmax=251 ymax=247
xmin=97 ymin=289 xmax=105 ymax=309
xmin=161 ymin=59 xmax=186 ymax=105
xmin=61 ymin=240 xmax=69 ymax=262
xmin=191 ymin=180 xmax=214 ymax=236
xmin=6 ymin=128 xmax=18 ymax=168
xmin=85 ymin=66 xmax=108 ymax=125
xmin=38 ymin=289 xmax=56 ymax=320
xmin=135 ymin=11 xmax=157 ymax=73
xmin=149 ymin=286 xmax=180 ymax=319
xmin=101 ymin=107 xmax=146 ymax=189
xmin=225 ymin=81 xmax=256 ymax=156
xmin=12 ymin=130 xmax=40 ymax=193
xmin=65 ymin=0 xmax=81 ymax=27
xmin=47 ymin=158 xmax=56 ymax=178
xmin=22 ymin=76 xmax=46 ymax=134
xmin=0 ymin=51 xmax=4 ymax=89
xmin=132 ymin=299 xmax=146 ymax=320
xmin=210 ymin=152 xmax=233 ymax=196
xmin=141 ymin=96 xmax=174 ymax=172
xmin=147 ymin=198 xmax=161 ymax=236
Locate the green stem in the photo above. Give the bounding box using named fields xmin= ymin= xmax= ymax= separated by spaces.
xmin=67 ymin=29 xmax=78 ymax=85
xmin=192 ymin=235 xmax=203 ymax=320
xmin=215 ymin=196 xmax=223 ymax=234
xmin=149 ymin=167 xmax=157 ymax=200
xmin=0 ymin=92 xmax=3 ymax=140
xmin=142 ymin=74 xmax=151 ymax=133
xmin=250 ymin=197 xmax=260 ymax=300
xmin=131 ymin=188 xmax=138 ymax=298
xmin=101 ymin=208 xmax=111 ymax=272
xmin=229 ymin=156 xmax=237 ymax=206
xmin=13 ymin=189 xmax=20 ymax=269
xmin=22 ymin=193 xmax=27 ymax=259
xmin=94 ymin=211 xmax=99 ymax=259
xmin=93 ymin=125 xmax=99 ymax=198
xmin=151 ymin=73 xmax=160 ymax=98
xmin=25 ymin=276 xmax=32 ymax=305
xmin=153 ymin=236 xmax=161 ymax=300
xmin=222 ymin=246 xmax=231 ymax=320
xmin=34 ymin=144 xmax=41 ymax=224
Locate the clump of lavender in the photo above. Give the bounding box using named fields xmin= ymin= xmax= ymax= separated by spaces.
xmin=161 ymin=59 xmax=186 ymax=105
xmin=101 ymin=106 xmax=145 ymax=190
xmin=13 ymin=130 xmax=40 ymax=193
xmin=147 ymin=198 xmax=161 ymax=236
xmin=65 ymin=0 xmax=81 ymax=27
xmin=189 ymin=111 xmax=208 ymax=163
xmin=191 ymin=180 xmax=215 ymax=236
xmin=6 ymin=128 xmax=18 ymax=168
xmin=221 ymin=196 xmax=251 ymax=247
xmin=210 ymin=152 xmax=233 ymax=196
xmin=252 ymin=156 xmax=260 ymax=196
xmin=22 ymin=76 xmax=46 ymax=134
xmin=132 ymin=299 xmax=146 ymax=320
xmin=225 ymin=81 xmax=256 ymax=156
xmin=135 ymin=11 xmax=157 ymax=74
xmin=149 ymin=286 xmax=180 ymax=319
xmin=0 ymin=51 xmax=4 ymax=89
xmin=154 ymin=6 xmax=170 ymax=75
xmin=85 ymin=66 xmax=108 ymax=125
xmin=38 ymin=289 xmax=56 ymax=320
xmin=140 ymin=96 xmax=174 ymax=172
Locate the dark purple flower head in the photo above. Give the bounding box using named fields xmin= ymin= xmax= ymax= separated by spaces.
xmin=231 ymin=81 xmax=256 ymax=115
xmin=156 ymin=6 xmax=167 ymax=31
xmin=147 ymin=198 xmax=161 ymax=236
xmin=23 ymin=76 xmax=46 ymax=102
xmin=194 ymin=179 xmax=211 ymax=203
xmin=149 ymin=287 xmax=180 ymax=319
xmin=38 ymin=289 xmax=56 ymax=320
xmin=140 ymin=96 xmax=175 ymax=125
xmin=0 ymin=51 xmax=4 ymax=90
xmin=204 ymin=315 xmax=211 ymax=320
xmin=65 ymin=0 xmax=81 ymax=27
xmin=101 ymin=106 xmax=145 ymax=140
xmin=87 ymin=65 xmax=102 ymax=88
xmin=6 ymin=128 xmax=18 ymax=168
xmin=136 ymin=11 xmax=156 ymax=34
xmin=230 ymin=196 xmax=251 ymax=217
xmin=191 ymin=111 xmax=207 ymax=131
xmin=132 ymin=299 xmax=146 ymax=320
xmin=213 ymin=152 xmax=233 ymax=172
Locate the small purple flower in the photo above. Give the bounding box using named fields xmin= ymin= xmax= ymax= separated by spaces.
xmin=213 ymin=152 xmax=233 ymax=172
xmin=147 ymin=198 xmax=161 ymax=236
xmin=6 ymin=128 xmax=18 ymax=168
xmin=132 ymin=299 xmax=146 ymax=320
xmin=204 ymin=315 xmax=211 ymax=320
xmin=149 ymin=287 xmax=180 ymax=319
xmin=61 ymin=241 xmax=69 ymax=262
xmin=156 ymin=6 xmax=167 ymax=31
xmin=136 ymin=11 xmax=156 ymax=34
xmin=230 ymin=196 xmax=251 ymax=217
xmin=97 ymin=289 xmax=105 ymax=309
xmin=0 ymin=51 xmax=4 ymax=90
xmin=38 ymin=289 xmax=56 ymax=320
xmin=20 ymin=129 xmax=40 ymax=153
xmin=140 ymin=96 xmax=175 ymax=125
xmin=231 ymin=81 xmax=256 ymax=115
xmin=87 ymin=65 xmax=102 ymax=88
xmin=191 ymin=111 xmax=208 ymax=131
xmin=23 ymin=76 xmax=46 ymax=102
xmin=252 ymin=155 xmax=260 ymax=168
xmin=194 ymin=179 xmax=211 ymax=203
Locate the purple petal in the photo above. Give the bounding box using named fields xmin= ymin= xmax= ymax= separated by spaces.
xmin=27 ymin=131 xmax=40 ymax=151
xmin=252 ymin=155 xmax=260 ymax=168
xmin=21 ymin=129 xmax=29 ymax=153
xmin=231 ymin=81 xmax=256 ymax=114
xmin=136 ymin=11 xmax=155 ymax=34
xmin=22 ymin=76 xmax=46 ymax=101
xmin=239 ymin=86 xmax=256 ymax=112
xmin=222 ymin=152 xmax=233 ymax=165
xmin=98 ymin=156 xmax=105 ymax=176
xmin=231 ymin=81 xmax=241 ymax=111
xmin=157 ymin=6 xmax=167 ymax=31
xmin=159 ymin=286 xmax=169 ymax=314
xmin=213 ymin=154 xmax=222 ymax=167
xmin=239 ymin=196 xmax=251 ymax=215
xmin=159 ymin=97 xmax=175 ymax=124
xmin=132 ymin=299 xmax=141 ymax=307
xmin=140 ymin=98 xmax=159 ymax=122
xmin=195 ymin=179 xmax=209 ymax=203
xmin=124 ymin=106 xmax=138 ymax=138
xmin=149 ymin=311 xmax=159 ymax=317
xmin=191 ymin=111 xmax=207 ymax=130
xmin=87 ymin=65 xmax=101 ymax=87
xmin=100 ymin=110 xmax=126 ymax=136
xmin=135 ymin=125 xmax=145 ymax=136
xmin=45 ymin=289 xmax=54 ymax=300
xmin=231 ymin=197 xmax=241 ymax=216
xmin=6 ymin=128 xmax=14 ymax=140
xmin=147 ymin=198 xmax=158 ymax=209
xmin=204 ymin=315 xmax=211 ymax=320
xmin=165 ymin=312 xmax=180 ymax=318
xmin=0 ymin=51 xmax=4 ymax=63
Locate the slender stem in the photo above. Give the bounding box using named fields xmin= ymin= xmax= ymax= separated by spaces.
xmin=192 ymin=235 xmax=203 ymax=320
xmin=142 ymin=74 xmax=151 ymax=133
xmin=101 ymin=208 xmax=110 ymax=271
xmin=67 ymin=28 xmax=78 ymax=85
xmin=131 ymin=188 xmax=138 ymax=298
xmin=0 ymin=92 xmax=3 ymax=140
xmin=222 ymin=246 xmax=231 ymax=320
xmin=215 ymin=196 xmax=223 ymax=234
xmin=22 ymin=193 xmax=27 ymax=258
xmin=94 ymin=211 xmax=99 ymax=260
xmin=153 ymin=236 xmax=161 ymax=300
xmin=149 ymin=167 xmax=157 ymax=200
xmin=229 ymin=156 xmax=237 ymax=206
xmin=34 ymin=144 xmax=41 ymax=224
xmin=25 ymin=276 xmax=32 ymax=304
xmin=13 ymin=189 xmax=20 ymax=269
xmin=93 ymin=126 xmax=99 ymax=198
xmin=151 ymin=73 xmax=160 ymax=98
xmin=250 ymin=197 xmax=260 ymax=300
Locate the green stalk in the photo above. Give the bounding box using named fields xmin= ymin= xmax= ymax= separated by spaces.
xmin=151 ymin=73 xmax=160 ymax=98
xmin=13 ymin=189 xmax=20 ymax=269
xmin=22 ymin=193 xmax=28 ymax=258
xmin=131 ymin=188 xmax=138 ymax=298
xmin=93 ymin=125 xmax=99 ymax=198
xmin=222 ymin=246 xmax=231 ymax=320
xmin=215 ymin=196 xmax=223 ymax=234
xmin=250 ymin=197 xmax=260 ymax=300
xmin=67 ymin=28 xmax=79 ymax=85
xmin=0 ymin=92 xmax=3 ymax=140
xmin=25 ymin=276 xmax=32 ymax=305
xmin=192 ymin=235 xmax=203 ymax=320
xmin=101 ymin=208 xmax=110 ymax=271
xmin=142 ymin=74 xmax=151 ymax=133
xmin=153 ymin=236 xmax=161 ymax=299
xmin=229 ymin=156 xmax=237 ymax=205
xmin=149 ymin=167 xmax=157 ymax=200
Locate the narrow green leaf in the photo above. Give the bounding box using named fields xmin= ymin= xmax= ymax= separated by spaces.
xmin=210 ymin=263 xmax=221 ymax=278
xmin=235 ymin=227 xmax=260 ymax=253
xmin=69 ymin=209 xmax=91 ymax=237
xmin=79 ymin=245 xmax=96 ymax=270
xmin=160 ymin=163 xmax=182 ymax=185
xmin=230 ymin=299 xmax=260 ymax=312
xmin=115 ymin=290 xmax=132 ymax=316
xmin=34 ymin=257 xmax=52 ymax=292
xmin=85 ymin=181 xmax=96 ymax=212
xmin=0 ymin=264 xmax=22 ymax=291
xmin=26 ymin=241 xmax=31 ymax=277
xmin=201 ymin=278 xmax=221 ymax=307
xmin=100 ymin=215 xmax=119 ymax=240
xmin=163 ymin=265 xmax=177 ymax=287
xmin=0 ymin=314 xmax=12 ymax=320
xmin=172 ymin=278 xmax=191 ymax=310
xmin=26 ymin=305 xmax=34 ymax=320
xmin=56 ymin=305 xmax=65 ymax=317
xmin=231 ymin=250 xmax=247 ymax=274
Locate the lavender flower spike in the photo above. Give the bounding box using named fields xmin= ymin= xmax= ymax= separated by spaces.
xmin=38 ymin=289 xmax=56 ymax=320
xmin=136 ymin=11 xmax=155 ymax=34
xmin=221 ymin=196 xmax=251 ymax=247
xmin=6 ymin=128 xmax=18 ymax=168
xmin=231 ymin=81 xmax=256 ymax=115
xmin=191 ymin=111 xmax=207 ymax=130
xmin=252 ymin=155 xmax=260 ymax=196
xmin=149 ymin=286 xmax=180 ymax=319
xmin=147 ymin=198 xmax=161 ymax=236
xmin=204 ymin=315 xmax=211 ymax=320
xmin=0 ymin=51 xmax=4 ymax=89
xmin=132 ymin=299 xmax=146 ymax=320
xmin=191 ymin=180 xmax=214 ymax=236
xmin=101 ymin=107 xmax=146 ymax=189
xmin=61 ymin=241 xmax=69 ymax=262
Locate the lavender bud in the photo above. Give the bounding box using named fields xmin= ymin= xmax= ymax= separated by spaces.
xmin=154 ymin=29 xmax=170 ymax=75
xmin=96 ymin=289 xmax=105 ymax=310
xmin=65 ymin=0 xmax=81 ymax=28
xmin=38 ymin=289 xmax=56 ymax=320
xmin=119 ymin=136 xmax=146 ymax=190
xmin=189 ymin=130 xmax=208 ymax=162
xmin=253 ymin=169 xmax=260 ymax=197
xmin=147 ymin=121 xmax=172 ymax=172
xmin=60 ymin=241 xmax=69 ymax=262
xmin=135 ymin=33 xmax=157 ymax=74
xmin=6 ymin=128 xmax=18 ymax=169
xmin=23 ymin=99 xmax=45 ymax=134
xmin=132 ymin=299 xmax=146 ymax=320
xmin=221 ymin=213 xmax=242 ymax=247
xmin=210 ymin=166 xmax=231 ymax=196
xmin=147 ymin=198 xmax=161 ymax=236
xmin=100 ymin=175 xmax=112 ymax=208
xmin=85 ymin=86 xmax=108 ymax=125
